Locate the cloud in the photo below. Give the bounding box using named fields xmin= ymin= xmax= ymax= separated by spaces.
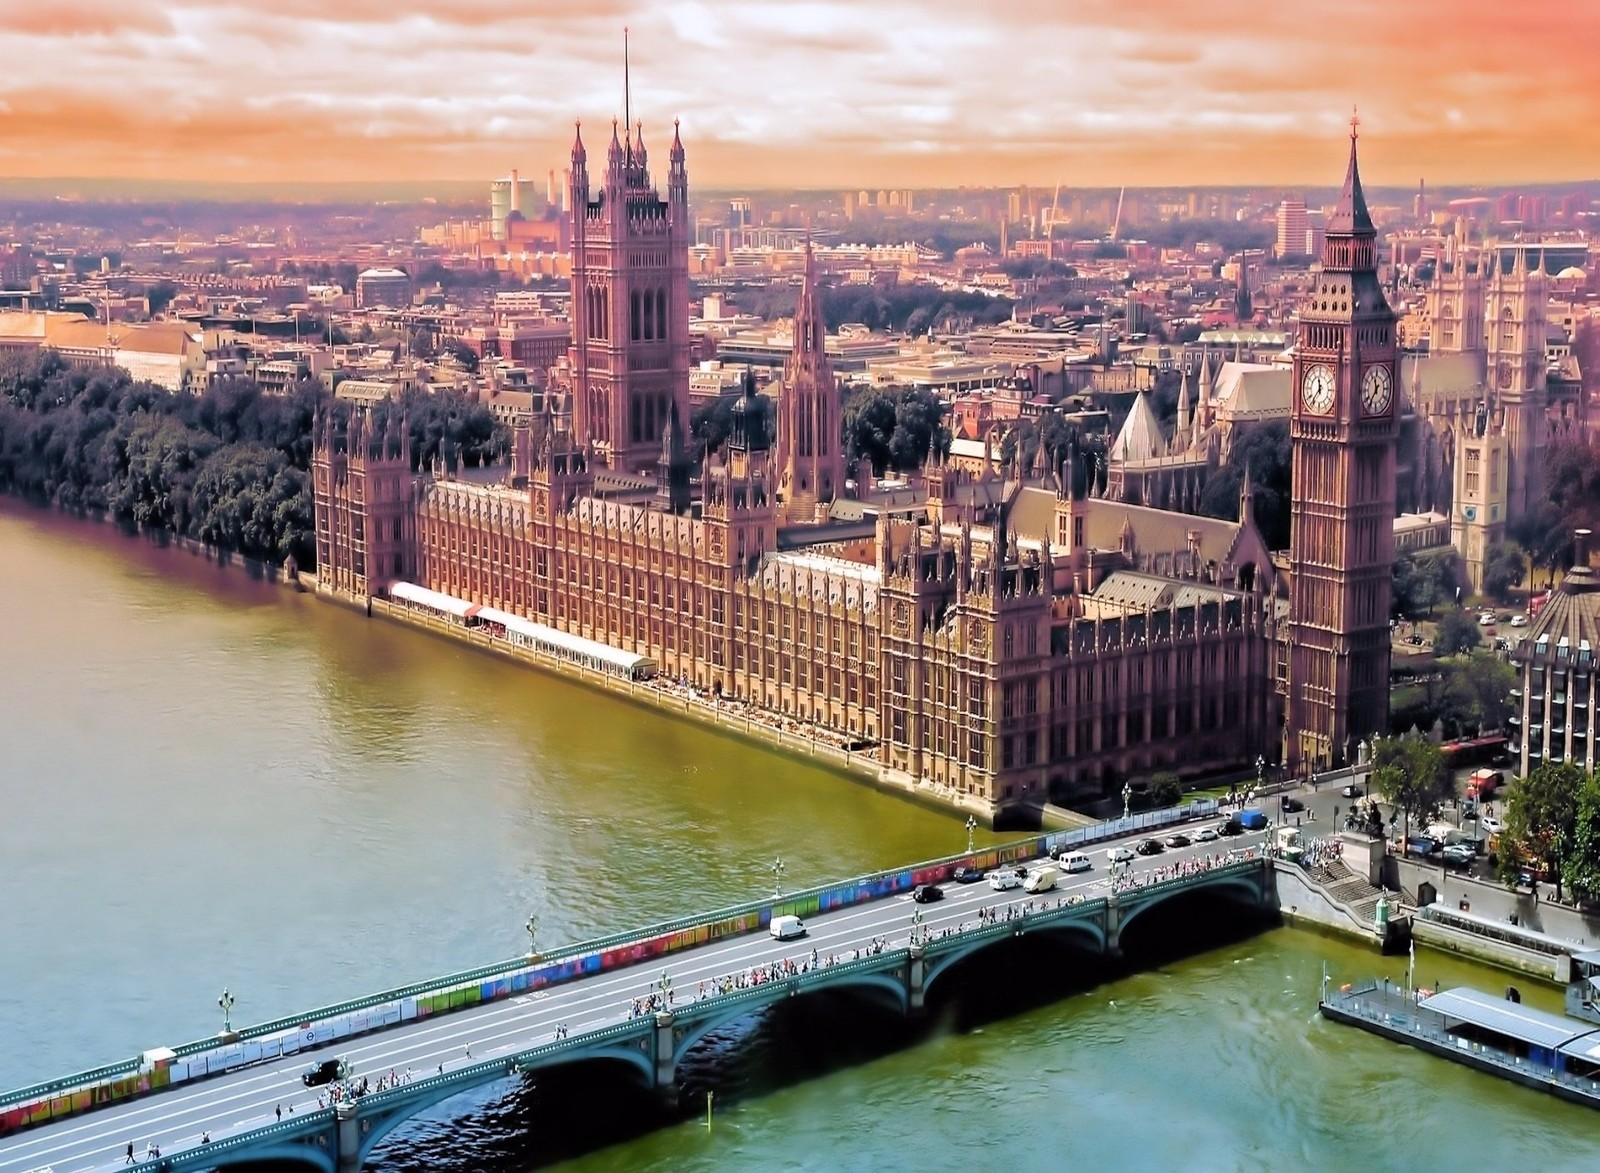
xmin=0 ymin=0 xmax=1591 ymax=185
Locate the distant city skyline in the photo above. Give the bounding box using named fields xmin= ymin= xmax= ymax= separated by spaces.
xmin=3 ymin=1 xmax=1595 ymax=188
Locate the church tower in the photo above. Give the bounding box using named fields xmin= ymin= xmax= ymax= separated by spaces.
xmin=1451 ymin=400 xmax=1508 ymax=593
xmin=1286 ymin=123 xmax=1398 ymax=771
xmin=567 ymin=106 xmax=690 ymax=473
xmin=776 ymin=237 xmax=845 ymax=523
xmin=1484 ymin=243 xmax=1548 ymax=524
xmin=1428 ymin=236 xmax=1485 ymax=355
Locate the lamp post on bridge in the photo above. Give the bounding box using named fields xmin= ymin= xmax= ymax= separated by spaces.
xmin=217 ymin=988 xmax=235 ymax=1038
xmin=1122 ymin=781 xmax=1132 ymax=822
xmin=910 ymin=907 xmax=925 ymax=948
xmin=657 ymin=969 xmax=673 ymax=1008
xmin=771 ymin=857 xmax=785 ymax=900
xmin=525 ymin=915 xmax=540 ymax=960
xmin=965 ymin=815 xmax=977 ymax=855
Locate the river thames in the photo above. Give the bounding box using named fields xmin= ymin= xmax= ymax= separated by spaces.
xmin=3 ymin=498 xmax=1598 ymax=1172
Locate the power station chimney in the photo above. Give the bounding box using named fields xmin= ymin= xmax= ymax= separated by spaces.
xmin=510 ymin=168 xmax=520 ymax=218
xmin=547 ymin=168 xmax=556 ymax=207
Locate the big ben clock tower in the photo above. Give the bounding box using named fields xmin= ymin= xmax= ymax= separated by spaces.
xmin=1287 ymin=119 xmax=1397 ymax=772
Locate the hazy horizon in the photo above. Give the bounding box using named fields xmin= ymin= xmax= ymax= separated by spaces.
xmin=1 ymin=2 xmax=1594 ymax=190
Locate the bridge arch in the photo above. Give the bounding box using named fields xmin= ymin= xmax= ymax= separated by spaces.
xmin=354 ymin=1047 xmax=656 ymax=1166
xmin=1114 ymin=871 xmax=1268 ymax=943
xmin=672 ymin=970 xmax=911 ymax=1066
xmin=922 ymin=918 xmax=1107 ymax=997
xmin=203 ymin=1140 xmax=336 ymax=1173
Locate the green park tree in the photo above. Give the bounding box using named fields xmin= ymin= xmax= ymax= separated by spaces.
xmin=1369 ymin=733 xmax=1450 ymax=843
xmin=1433 ymin=610 xmax=1483 ymax=657
xmin=1496 ymin=760 xmax=1586 ymax=900
xmin=1440 ymin=652 xmax=1516 ymax=736
xmin=1563 ymin=771 xmax=1600 ymax=902
xmin=1481 ymin=541 xmax=1528 ymax=599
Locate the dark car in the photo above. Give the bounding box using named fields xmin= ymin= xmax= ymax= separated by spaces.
xmin=1163 ymin=832 xmax=1192 ymax=848
xmin=912 ymin=883 xmax=945 ymax=904
xmin=302 ymin=1058 xmax=348 ymax=1087
xmin=1405 ymin=835 xmax=1441 ymax=859
xmin=1135 ymin=838 xmax=1164 ymax=856
xmin=1281 ymin=796 xmax=1305 ymax=813
xmin=952 ymin=865 xmax=983 ymax=884
xmin=1217 ymin=819 xmax=1245 ymax=837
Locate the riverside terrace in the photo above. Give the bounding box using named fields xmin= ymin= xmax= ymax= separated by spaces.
xmin=0 ymin=836 xmax=1275 ymax=1173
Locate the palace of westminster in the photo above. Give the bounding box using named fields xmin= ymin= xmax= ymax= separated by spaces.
xmin=312 ymin=111 xmax=1545 ymax=820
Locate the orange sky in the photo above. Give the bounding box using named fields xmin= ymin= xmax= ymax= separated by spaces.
xmin=1 ymin=0 xmax=1595 ymax=189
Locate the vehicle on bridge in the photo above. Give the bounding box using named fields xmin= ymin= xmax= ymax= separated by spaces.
xmin=1059 ymin=851 xmax=1092 ymax=873
xmin=1135 ymin=838 xmax=1164 ymax=856
xmin=769 ymin=915 xmax=807 ymax=940
xmin=987 ymin=869 xmax=1022 ymax=891
xmin=1107 ymin=845 xmax=1136 ymax=863
xmin=913 ymin=883 xmax=945 ymax=904
xmin=1023 ymin=865 xmax=1059 ymax=893
xmin=302 ymin=1058 xmax=349 ymax=1087
xmin=952 ymin=866 xmax=984 ymax=884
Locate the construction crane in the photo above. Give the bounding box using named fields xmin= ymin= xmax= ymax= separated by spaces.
xmin=1109 ymin=185 xmax=1126 ymax=243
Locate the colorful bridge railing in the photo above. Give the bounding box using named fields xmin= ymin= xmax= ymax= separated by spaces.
xmin=0 ymin=798 xmax=1221 ymax=1135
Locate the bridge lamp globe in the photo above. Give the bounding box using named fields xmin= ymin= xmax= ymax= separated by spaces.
xmin=525 ymin=915 xmax=540 ymax=959
xmin=217 ymin=987 xmax=235 ymax=1035
xmin=965 ymin=814 xmax=977 ymax=854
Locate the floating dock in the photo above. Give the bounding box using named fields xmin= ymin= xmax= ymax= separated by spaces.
xmin=1320 ymin=980 xmax=1600 ymax=1110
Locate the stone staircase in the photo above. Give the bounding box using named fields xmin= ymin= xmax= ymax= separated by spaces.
xmin=1308 ymin=857 xmax=1389 ymax=927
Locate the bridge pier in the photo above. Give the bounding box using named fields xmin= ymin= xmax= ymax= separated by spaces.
xmin=335 ymin=1100 xmax=362 ymax=1173
xmin=906 ymin=945 xmax=927 ymax=1017
xmin=1104 ymin=895 xmax=1123 ymax=960
xmin=652 ymin=1011 xmax=678 ymax=1105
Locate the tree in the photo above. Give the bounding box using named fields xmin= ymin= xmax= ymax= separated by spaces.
xmin=1563 ymin=771 xmax=1600 ymax=902
xmin=1440 ymin=651 xmax=1516 ymax=736
xmin=843 ymin=386 xmax=946 ymax=475
xmin=1369 ymin=733 xmax=1450 ymax=844
xmin=1481 ymin=541 xmax=1528 ymax=599
xmin=1197 ymin=422 xmax=1292 ymax=548
xmin=1497 ymin=761 xmax=1586 ymax=900
xmin=1433 ymin=610 xmax=1483 ymax=657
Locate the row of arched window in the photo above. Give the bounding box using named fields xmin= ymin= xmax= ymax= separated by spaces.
xmin=631 ymin=289 xmax=669 ymax=342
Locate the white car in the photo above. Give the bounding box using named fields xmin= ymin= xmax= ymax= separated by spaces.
xmin=987 ymin=869 xmax=1022 ymax=891
xmin=1194 ymin=826 xmax=1219 ymax=843
xmin=1479 ymin=814 xmax=1505 ymax=836
xmin=1477 ymin=613 xmax=1496 ymax=627
xmin=1059 ymin=852 xmax=1092 ymax=873
xmin=1107 ymin=845 xmax=1135 ymax=864
xmin=1510 ymin=614 xmax=1528 ymax=627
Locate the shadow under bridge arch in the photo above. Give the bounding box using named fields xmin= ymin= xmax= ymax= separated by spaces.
xmin=921 ymin=913 xmax=1109 ymax=998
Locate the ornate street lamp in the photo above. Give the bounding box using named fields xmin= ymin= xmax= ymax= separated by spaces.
xmin=771 ymin=857 xmax=785 ymax=900
xmin=525 ymin=915 xmax=540 ymax=959
xmin=965 ymin=815 xmax=978 ymax=855
xmin=911 ymin=907 xmax=925 ymax=946
xmin=1122 ymin=781 xmax=1133 ymax=821
xmin=217 ymin=988 xmax=235 ymax=1035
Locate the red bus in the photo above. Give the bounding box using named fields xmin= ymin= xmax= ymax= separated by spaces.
xmin=1440 ymin=735 xmax=1509 ymax=770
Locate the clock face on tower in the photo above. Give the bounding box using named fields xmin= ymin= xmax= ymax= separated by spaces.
xmin=1300 ymin=364 xmax=1336 ymax=415
xmin=1360 ymin=365 xmax=1393 ymax=415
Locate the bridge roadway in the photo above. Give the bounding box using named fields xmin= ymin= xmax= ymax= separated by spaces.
xmin=0 ymin=826 xmax=1273 ymax=1173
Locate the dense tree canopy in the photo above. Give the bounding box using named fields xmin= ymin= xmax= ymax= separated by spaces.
xmin=1497 ymin=761 xmax=1586 ymax=900
xmin=1370 ymin=732 xmax=1450 ymax=843
xmin=842 ymin=386 xmax=948 ymax=476
xmin=0 ymin=351 xmax=505 ymax=569
xmin=1433 ymin=610 xmax=1483 ymax=657
xmin=1197 ymin=421 xmax=1292 ymax=549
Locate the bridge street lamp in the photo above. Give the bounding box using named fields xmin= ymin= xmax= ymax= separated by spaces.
xmin=771 ymin=857 xmax=785 ymax=900
xmin=1122 ymin=781 xmax=1133 ymax=821
xmin=525 ymin=915 xmax=540 ymax=959
xmin=911 ymin=907 xmax=925 ymax=947
xmin=217 ymin=988 xmax=235 ymax=1036
xmin=965 ymin=815 xmax=977 ymax=855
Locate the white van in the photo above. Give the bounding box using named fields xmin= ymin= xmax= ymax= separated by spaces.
xmin=987 ymin=869 xmax=1022 ymax=891
xmin=1059 ymin=852 xmax=1092 ymax=873
xmin=769 ymin=914 xmax=806 ymax=940
xmin=1023 ymin=865 xmax=1059 ymax=893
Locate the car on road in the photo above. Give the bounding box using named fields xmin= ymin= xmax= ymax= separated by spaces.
xmin=1281 ymin=796 xmax=1305 ymax=813
xmin=1406 ymin=835 xmax=1441 ymax=859
xmin=1194 ymin=826 xmax=1219 ymax=843
xmin=1510 ymin=614 xmax=1528 ymax=627
xmin=1059 ymin=851 xmax=1092 ymax=873
xmin=1341 ymin=782 xmax=1364 ymax=799
xmin=1163 ymin=832 xmax=1192 ymax=848
xmin=302 ymin=1058 xmax=349 ymax=1087
xmin=952 ymin=865 xmax=984 ymax=884
xmin=1480 ymin=814 xmax=1505 ymax=836
xmin=1217 ymin=819 xmax=1245 ymax=837
xmin=987 ymin=869 xmax=1022 ymax=891
xmin=1477 ymin=613 xmax=1496 ymax=627
xmin=1107 ymin=845 xmax=1136 ymax=864
xmin=912 ymin=883 xmax=945 ymax=904
xmin=1441 ymin=843 xmax=1477 ymax=868
xmin=1135 ymin=838 xmax=1164 ymax=856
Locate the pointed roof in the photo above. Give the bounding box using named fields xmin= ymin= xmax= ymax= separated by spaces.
xmin=1327 ymin=127 xmax=1375 ymax=235
xmin=1174 ymin=365 xmax=1193 ymax=445
xmin=790 ymin=232 xmax=827 ymax=364
xmin=670 ymin=118 xmax=684 ymax=159
xmin=1109 ymin=389 xmax=1164 ymax=464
